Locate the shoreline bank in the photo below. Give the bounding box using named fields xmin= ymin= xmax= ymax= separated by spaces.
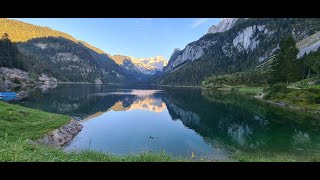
xmin=206 ymin=85 xmax=320 ymax=116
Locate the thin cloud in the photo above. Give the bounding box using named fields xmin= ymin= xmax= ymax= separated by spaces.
xmin=191 ymin=18 xmax=209 ymax=29
xmin=141 ymin=18 xmax=152 ymax=21
xmin=135 ymin=18 xmax=153 ymax=24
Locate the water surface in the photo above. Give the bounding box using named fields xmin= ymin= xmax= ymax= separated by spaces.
xmin=12 ymin=84 xmax=320 ymax=160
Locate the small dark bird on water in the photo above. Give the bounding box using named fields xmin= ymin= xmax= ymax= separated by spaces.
xmin=149 ymin=136 xmax=160 ymax=139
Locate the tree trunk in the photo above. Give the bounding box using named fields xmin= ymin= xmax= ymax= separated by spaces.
xmin=307 ymin=68 xmax=311 ymax=79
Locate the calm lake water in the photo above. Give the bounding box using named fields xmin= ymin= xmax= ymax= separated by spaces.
xmin=12 ymin=84 xmax=320 ymax=160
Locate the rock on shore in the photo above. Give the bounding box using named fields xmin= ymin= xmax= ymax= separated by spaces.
xmin=37 ymin=119 xmax=83 ymax=148
xmin=0 ymin=67 xmax=58 ymax=94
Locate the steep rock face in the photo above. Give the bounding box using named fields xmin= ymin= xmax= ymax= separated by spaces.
xmin=163 ymin=48 xmax=182 ymax=72
xmin=164 ymin=40 xmax=215 ymax=72
xmin=170 ymin=48 xmax=181 ymax=59
xmin=159 ymin=18 xmax=320 ymax=85
xmin=207 ymin=18 xmax=238 ymax=34
xmin=166 ymin=24 xmax=271 ymax=72
xmin=232 ymin=25 xmax=266 ymax=51
xmin=296 ymin=31 xmax=320 ymax=58
xmin=173 ymin=44 xmax=204 ymax=65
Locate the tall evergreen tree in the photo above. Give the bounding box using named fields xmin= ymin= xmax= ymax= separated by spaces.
xmin=303 ymin=50 xmax=320 ymax=78
xmin=0 ymin=33 xmax=12 ymax=67
xmin=0 ymin=33 xmax=25 ymax=70
xmin=270 ymin=35 xmax=302 ymax=84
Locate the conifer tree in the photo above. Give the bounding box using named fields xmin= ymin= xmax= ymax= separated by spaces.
xmin=270 ymin=35 xmax=302 ymax=84
xmin=0 ymin=33 xmax=25 ymax=70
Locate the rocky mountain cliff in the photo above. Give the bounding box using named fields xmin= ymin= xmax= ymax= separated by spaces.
xmin=159 ymin=18 xmax=320 ymax=85
xmin=207 ymin=18 xmax=238 ymax=34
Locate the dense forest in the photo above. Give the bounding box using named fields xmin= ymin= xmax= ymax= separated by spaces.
xmin=0 ymin=33 xmax=138 ymax=83
xmin=0 ymin=33 xmax=75 ymax=82
xmin=17 ymin=37 xmax=102 ymax=82
xmin=202 ymin=58 xmax=272 ymax=87
xmin=0 ymin=33 xmax=26 ymax=70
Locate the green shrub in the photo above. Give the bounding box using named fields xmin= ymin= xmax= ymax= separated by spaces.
xmin=268 ymin=83 xmax=288 ymax=94
xmin=306 ymin=88 xmax=320 ymax=94
xmin=304 ymin=89 xmax=320 ymax=104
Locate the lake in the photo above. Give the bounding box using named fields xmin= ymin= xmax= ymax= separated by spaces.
xmin=11 ymin=84 xmax=320 ymax=161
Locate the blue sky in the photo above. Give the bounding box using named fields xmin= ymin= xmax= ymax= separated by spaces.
xmin=13 ymin=18 xmax=221 ymax=60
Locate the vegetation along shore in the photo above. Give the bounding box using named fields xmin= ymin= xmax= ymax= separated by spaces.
xmin=1 ymin=101 xmax=320 ymax=162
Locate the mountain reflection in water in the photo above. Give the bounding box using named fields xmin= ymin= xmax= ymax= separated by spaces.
xmin=12 ymin=84 xmax=320 ymax=160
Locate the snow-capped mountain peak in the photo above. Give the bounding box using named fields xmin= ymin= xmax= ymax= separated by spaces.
xmin=112 ymin=55 xmax=168 ymax=75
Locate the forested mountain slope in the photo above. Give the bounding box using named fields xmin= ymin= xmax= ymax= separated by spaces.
xmin=0 ymin=18 xmax=139 ymax=83
xmin=157 ymin=18 xmax=320 ymax=85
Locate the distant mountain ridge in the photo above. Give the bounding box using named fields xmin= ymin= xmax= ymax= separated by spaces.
xmin=112 ymin=55 xmax=167 ymax=75
xmin=0 ymin=18 xmax=167 ymax=83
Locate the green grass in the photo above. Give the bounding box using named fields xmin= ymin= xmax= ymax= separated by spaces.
xmin=0 ymin=101 xmax=70 ymax=140
xmin=0 ymin=137 xmax=182 ymax=162
xmin=0 ymin=101 xmax=184 ymax=162
xmin=288 ymin=77 xmax=319 ymax=89
xmin=234 ymin=151 xmax=320 ymax=162
xmin=215 ymin=86 xmax=264 ymax=95
xmin=264 ymin=86 xmax=320 ymax=112
xmin=312 ymin=85 xmax=320 ymax=89
xmin=232 ymin=86 xmax=264 ymax=95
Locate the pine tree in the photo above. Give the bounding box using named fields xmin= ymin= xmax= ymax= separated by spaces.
xmin=0 ymin=33 xmax=25 ymax=70
xmin=303 ymin=51 xmax=320 ymax=78
xmin=270 ymin=35 xmax=301 ymax=84
xmin=0 ymin=33 xmax=15 ymax=67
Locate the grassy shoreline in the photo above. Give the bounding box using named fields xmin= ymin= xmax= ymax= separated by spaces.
xmin=152 ymin=84 xmax=202 ymax=88
xmin=206 ymin=85 xmax=320 ymax=116
xmin=0 ymin=101 xmax=183 ymax=162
